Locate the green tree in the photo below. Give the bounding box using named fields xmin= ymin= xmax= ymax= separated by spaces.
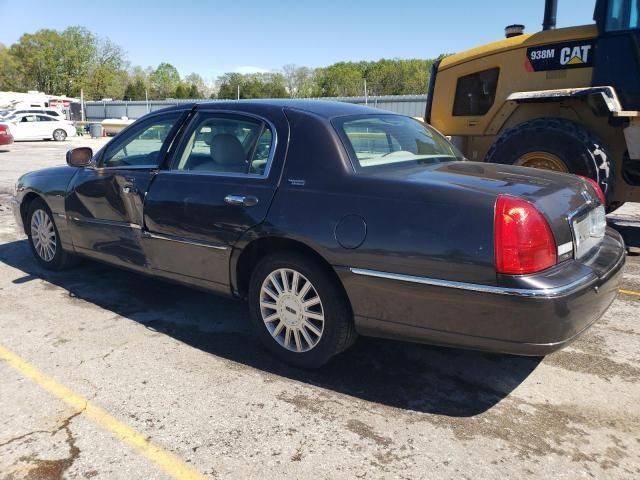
xmin=123 ymin=78 xmax=147 ymax=100
xmin=313 ymin=62 xmax=366 ymax=97
xmin=7 ymin=26 xmax=128 ymax=99
xmin=282 ymin=64 xmax=315 ymax=98
xmin=364 ymin=59 xmax=432 ymax=96
xmin=150 ymin=63 xmax=180 ymax=99
xmin=82 ymin=38 xmax=128 ymax=100
xmin=174 ymin=83 xmax=187 ymax=98
xmin=0 ymin=43 xmax=21 ymax=91
xmin=184 ymin=72 xmax=207 ymax=97
xmin=187 ymin=83 xmax=201 ymax=98
xmin=216 ymin=72 xmax=289 ymax=99
xmin=10 ymin=29 xmax=66 ymax=94
xmin=216 ymin=73 xmax=243 ymax=99
xmin=59 ymin=26 xmax=97 ymax=96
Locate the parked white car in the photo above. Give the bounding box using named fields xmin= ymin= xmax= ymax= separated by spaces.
xmin=7 ymin=114 xmax=76 ymax=141
xmin=0 ymin=108 xmax=66 ymax=121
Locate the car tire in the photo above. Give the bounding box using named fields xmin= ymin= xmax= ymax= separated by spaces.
xmin=485 ymin=118 xmax=614 ymax=203
xmin=248 ymin=252 xmax=357 ymax=368
xmin=27 ymin=198 xmax=77 ymax=270
xmin=53 ymin=129 xmax=67 ymax=141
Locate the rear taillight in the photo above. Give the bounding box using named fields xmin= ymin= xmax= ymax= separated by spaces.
xmin=494 ymin=195 xmax=557 ymax=275
xmin=578 ymin=176 xmax=606 ymax=205
xmin=0 ymin=125 xmax=7 ymax=134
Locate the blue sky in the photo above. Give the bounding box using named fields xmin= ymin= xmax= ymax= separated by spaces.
xmin=0 ymin=0 xmax=594 ymax=79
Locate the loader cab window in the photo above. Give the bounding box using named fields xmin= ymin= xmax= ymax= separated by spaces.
xmin=605 ymin=0 xmax=639 ymax=31
xmin=452 ymin=68 xmax=500 ymax=116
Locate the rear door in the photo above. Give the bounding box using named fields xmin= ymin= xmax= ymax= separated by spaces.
xmin=142 ymin=109 xmax=283 ymax=292
xmin=36 ymin=115 xmax=57 ymax=138
xmin=65 ymin=111 xmax=185 ymax=268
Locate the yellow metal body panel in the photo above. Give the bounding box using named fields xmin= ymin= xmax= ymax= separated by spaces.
xmin=431 ymin=25 xmax=598 ymax=137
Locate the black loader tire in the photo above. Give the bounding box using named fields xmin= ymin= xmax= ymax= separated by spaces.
xmin=486 ymin=118 xmax=613 ymax=202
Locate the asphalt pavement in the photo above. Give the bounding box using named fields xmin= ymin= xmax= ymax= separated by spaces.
xmin=0 ymin=138 xmax=639 ymax=479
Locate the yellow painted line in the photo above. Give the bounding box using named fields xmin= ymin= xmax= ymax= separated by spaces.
xmin=619 ymin=288 xmax=640 ymax=297
xmin=0 ymin=344 xmax=205 ymax=480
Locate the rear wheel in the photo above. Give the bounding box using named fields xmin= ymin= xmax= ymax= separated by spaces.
xmin=248 ymin=252 xmax=356 ymax=368
xmin=27 ymin=198 xmax=76 ymax=270
xmin=486 ymin=118 xmax=613 ymax=202
xmin=53 ymin=129 xmax=67 ymax=141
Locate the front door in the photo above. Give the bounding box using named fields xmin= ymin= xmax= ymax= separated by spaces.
xmin=142 ymin=110 xmax=280 ymax=292
xmin=12 ymin=115 xmax=41 ymax=140
xmin=65 ymin=111 xmax=183 ymax=268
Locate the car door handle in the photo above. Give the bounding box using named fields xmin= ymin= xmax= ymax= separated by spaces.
xmin=224 ymin=194 xmax=259 ymax=207
xmin=122 ymin=185 xmax=138 ymax=194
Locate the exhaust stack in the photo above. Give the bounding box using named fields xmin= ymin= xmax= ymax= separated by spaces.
xmin=543 ymin=0 xmax=558 ymax=30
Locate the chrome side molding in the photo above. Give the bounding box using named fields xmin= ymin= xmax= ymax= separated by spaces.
xmin=349 ymin=267 xmax=598 ymax=298
xmin=142 ymin=231 xmax=228 ymax=250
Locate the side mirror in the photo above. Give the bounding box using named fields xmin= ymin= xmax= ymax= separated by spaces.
xmin=66 ymin=147 xmax=93 ymax=167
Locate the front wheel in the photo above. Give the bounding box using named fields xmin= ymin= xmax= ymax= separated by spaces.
xmin=248 ymin=253 xmax=356 ymax=368
xmin=53 ymin=129 xmax=67 ymax=141
xmin=27 ymin=199 xmax=76 ymax=270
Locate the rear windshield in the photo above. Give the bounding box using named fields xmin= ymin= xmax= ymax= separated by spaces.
xmin=333 ymin=114 xmax=463 ymax=172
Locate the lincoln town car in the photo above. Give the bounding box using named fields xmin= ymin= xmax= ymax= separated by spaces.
xmin=11 ymin=101 xmax=625 ymax=368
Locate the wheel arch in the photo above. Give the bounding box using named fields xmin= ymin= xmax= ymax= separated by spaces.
xmin=233 ymin=236 xmax=346 ymax=301
xmin=19 ymin=191 xmax=46 ymax=234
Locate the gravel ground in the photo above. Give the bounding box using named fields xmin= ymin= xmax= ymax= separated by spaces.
xmin=0 ymin=138 xmax=639 ymax=479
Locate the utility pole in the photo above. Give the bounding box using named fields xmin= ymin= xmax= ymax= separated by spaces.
xmin=237 ymin=84 xmax=240 ymax=100
xmin=80 ymin=89 xmax=85 ymax=122
xmin=364 ymin=79 xmax=368 ymax=105
xmin=145 ymin=89 xmax=149 ymax=113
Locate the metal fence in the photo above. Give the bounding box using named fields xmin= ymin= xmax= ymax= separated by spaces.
xmin=84 ymin=95 xmax=428 ymax=121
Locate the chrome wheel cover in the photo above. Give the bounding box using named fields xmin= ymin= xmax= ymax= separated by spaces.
xmin=259 ymin=268 xmax=325 ymax=353
xmin=53 ymin=129 xmax=66 ymax=141
xmin=30 ymin=209 xmax=56 ymax=262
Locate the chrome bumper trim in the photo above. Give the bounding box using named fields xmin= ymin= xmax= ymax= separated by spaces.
xmin=349 ymin=268 xmax=599 ymax=298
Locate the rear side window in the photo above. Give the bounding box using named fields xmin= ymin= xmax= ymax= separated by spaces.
xmin=452 ymin=68 xmax=500 ymax=116
xmin=174 ymin=113 xmax=273 ymax=176
xmin=333 ymin=114 xmax=463 ymax=172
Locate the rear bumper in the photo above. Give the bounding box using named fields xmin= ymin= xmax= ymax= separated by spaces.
xmin=338 ymin=230 xmax=626 ymax=356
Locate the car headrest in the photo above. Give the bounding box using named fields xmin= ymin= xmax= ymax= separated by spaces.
xmin=210 ymin=134 xmax=245 ymax=168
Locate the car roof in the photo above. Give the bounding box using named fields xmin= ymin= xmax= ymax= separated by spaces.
xmin=12 ymin=113 xmax=59 ymax=119
xmin=192 ymin=99 xmax=393 ymax=119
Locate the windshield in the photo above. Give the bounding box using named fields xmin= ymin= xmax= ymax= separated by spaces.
xmin=605 ymin=0 xmax=639 ymax=31
xmin=333 ymin=114 xmax=463 ymax=172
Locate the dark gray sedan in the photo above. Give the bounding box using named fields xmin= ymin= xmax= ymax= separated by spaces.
xmin=12 ymin=100 xmax=625 ymax=368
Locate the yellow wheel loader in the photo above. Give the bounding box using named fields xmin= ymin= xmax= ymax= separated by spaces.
xmin=426 ymin=0 xmax=640 ymax=209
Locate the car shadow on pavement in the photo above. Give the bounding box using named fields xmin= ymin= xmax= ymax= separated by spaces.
xmin=0 ymin=239 xmax=541 ymax=417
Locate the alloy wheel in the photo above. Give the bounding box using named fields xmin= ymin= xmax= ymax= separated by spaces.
xmin=30 ymin=209 xmax=57 ymax=262
xmin=53 ymin=129 xmax=66 ymax=141
xmin=259 ymin=268 xmax=325 ymax=353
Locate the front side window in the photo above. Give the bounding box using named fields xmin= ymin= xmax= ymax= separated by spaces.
xmin=606 ymin=0 xmax=639 ymax=31
xmin=174 ymin=113 xmax=273 ymax=175
xmin=334 ymin=114 xmax=463 ymax=171
xmin=101 ymin=113 xmax=181 ymax=168
xmin=452 ymin=68 xmax=500 ymax=116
